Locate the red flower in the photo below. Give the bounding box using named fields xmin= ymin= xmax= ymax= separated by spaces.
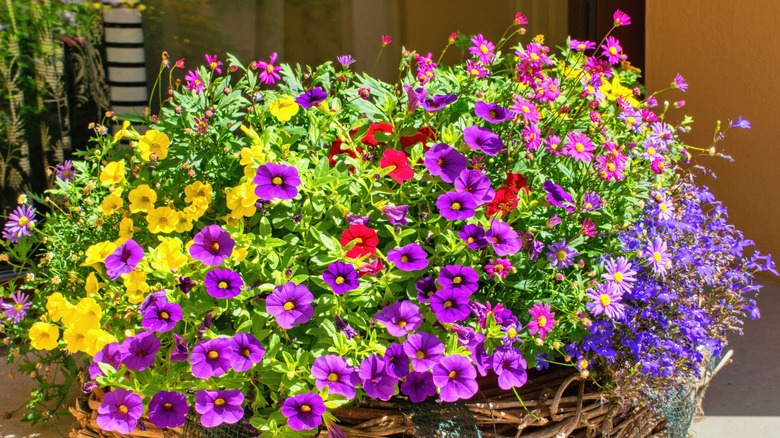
xmin=380 ymin=149 xmax=414 ymax=184
xmin=362 ymin=123 xmax=393 ymax=147
xmin=358 ymin=258 xmax=385 ymax=277
xmin=486 ymin=187 xmax=519 ymax=217
xmin=328 ymin=138 xmax=363 ymax=168
xmin=505 ymin=172 xmax=530 ymax=195
xmin=340 ymin=224 xmax=379 ymax=259
xmin=400 ymin=126 xmax=436 ymax=154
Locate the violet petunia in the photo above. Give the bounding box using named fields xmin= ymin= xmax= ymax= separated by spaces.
xmin=474 ymin=101 xmax=512 ymax=123
xmin=119 ymin=332 xmax=160 ymax=371
xmin=401 ymin=371 xmax=437 ymax=403
xmin=420 ymin=93 xmax=457 ymax=112
xmin=486 ymin=219 xmax=522 ymax=256
xmin=403 ymin=332 xmax=445 ymax=372
xmin=96 ymin=388 xmax=144 ymax=434
xmin=459 ymin=224 xmax=488 ymax=250
xmin=415 ymin=276 xmax=438 ymax=303
xmin=170 ymin=333 xmax=189 ymax=362
xmin=438 ymin=264 xmax=479 ymax=295
xmin=543 ymin=180 xmax=575 ymax=213
xmin=463 ymin=125 xmax=505 ymax=155
xmin=204 ymin=268 xmax=244 ymax=299
xmin=387 ymin=242 xmax=429 ymax=271
xmin=253 ymin=162 xmax=301 ymax=200
xmin=383 ymin=204 xmax=409 ymax=226
xmin=311 ymin=354 xmax=360 ymax=399
xmin=141 ymin=300 xmax=182 ymax=333
xmin=492 ymin=346 xmax=528 ymax=390
xmin=295 ymin=87 xmax=328 ymax=108
xmin=436 ymin=191 xmax=476 ymax=221
xmin=374 ymin=300 xmax=423 ymax=337
xmin=404 ymin=84 xmax=428 ymax=113
xmin=430 ymin=288 xmax=472 ymax=323
xmin=384 ymin=343 xmax=410 ymax=379
xmin=454 ymin=169 xmax=494 ymax=205
xmin=358 ymin=354 xmax=399 ymax=401
xmin=195 ymin=389 xmax=244 ymax=428
xmin=231 ymin=332 xmax=266 ymax=372
xmin=104 ymin=239 xmax=144 ymax=280
xmin=190 ymin=224 xmax=235 ymax=266
xmin=424 ymin=143 xmax=468 ymax=183
xmin=266 ymin=282 xmax=314 ymax=329
xmin=322 ymin=261 xmax=360 ymax=294
xmin=148 ymin=391 xmax=188 ymax=429
xmin=432 ymin=355 xmax=478 ymax=402
xmin=281 ymin=392 xmax=326 ymax=431
xmin=90 ymin=342 xmax=122 ymax=379
xmin=190 ymin=337 xmax=236 ymax=379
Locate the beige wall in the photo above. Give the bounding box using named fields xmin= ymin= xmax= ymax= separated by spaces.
xmin=646 ymin=1 xmax=780 ymax=270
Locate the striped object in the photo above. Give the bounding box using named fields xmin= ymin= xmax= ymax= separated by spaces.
xmin=102 ymin=2 xmax=148 ymax=116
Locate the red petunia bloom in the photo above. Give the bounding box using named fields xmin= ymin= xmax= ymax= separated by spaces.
xmin=486 ymin=186 xmax=519 ymax=217
xmin=380 ymin=149 xmax=414 ymax=184
xmin=362 ymin=123 xmax=393 ymax=147
xmin=328 ymin=138 xmax=363 ymax=168
xmin=340 ymin=224 xmax=379 ymax=259
xmin=400 ymin=126 xmax=436 ymax=154
xmin=505 ymin=172 xmax=530 ymax=195
xmin=358 ymin=258 xmax=385 ymax=277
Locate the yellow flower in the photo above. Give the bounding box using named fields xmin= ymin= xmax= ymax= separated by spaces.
xmin=29 ymin=322 xmax=60 ymax=350
xmin=269 ymin=95 xmax=299 ymax=122
xmin=99 ymin=193 xmax=124 ymax=216
xmin=226 ymin=181 xmax=258 ymax=218
xmin=600 ymin=75 xmax=639 ymax=107
xmin=231 ymin=247 xmax=248 ymax=263
xmin=240 ymin=143 xmax=266 ymax=167
xmin=113 ymin=120 xmax=132 ymax=142
xmin=150 ymin=236 xmax=188 ymax=272
xmin=147 ymin=206 xmax=179 ymax=234
xmin=46 ymin=292 xmax=74 ymax=322
xmin=83 ymin=329 xmax=117 ymax=356
xmin=183 ymin=200 xmax=208 ymax=222
xmin=123 ymin=270 xmax=149 ymax=304
xmin=100 ymin=160 xmax=126 ymax=186
xmin=128 ymin=184 xmax=157 ymax=213
xmin=85 ymin=272 xmax=104 ymax=297
xmin=137 ymin=129 xmax=170 ymax=161
xmin=82 ymin=241 xmax=118 ymax=268
xmin=118 ymin=217 xmax=135 ymax=242
xmin=175 ymin=212 xmax=194 ymax=233
xmin=62 ymin=326 xmax=89 ymax=353
xmin=76 ymin=297 xmax=103 ymax=324
xmin=184 ymin=181 xmax=213 ymax=205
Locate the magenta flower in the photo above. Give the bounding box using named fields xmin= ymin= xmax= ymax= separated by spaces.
xmin=190 ymin=224 xmax=235 ymax=266
xmin=253 ymin=162 xmax=301 ymax=200
xmin=581 ymin=191 xmax=603 ymax=212
xmin=149 ymin=391 xmax=188 ymax=429
xmin=469 ymin=34 xmax=496 ymax=65
xmin=184 ymin=70 xmax=205 ymax=93
xmin=231 ymin=332 xmax=265 ymax=372
xmin=387 ymin=242 xmax=429 ymax=271
xmin=256 ymin=52 xmax=281 ymax=84
xmin=322 ymin=261 xmax=359 ymax=294
xmin=337 ymin=55 xmax=356 ymax=68
xmin=281 ymin=392 xmax=326 ymax=431
xmin=381 ymin=35 xmax=392 ymax=47
xmin=170 ymin=333 xmax=189 ymax=363
xmin=204 ymin=268 xmax=244 ymax=299
xmin=90 ymin=342 xmax=122 ymax=378
xmin=119 ymin=332 xmax=160 ymax=371
xmin=601 ymin=256 xmax=637 ymax=293
xmin=586 ymin=282 xmax=626 ymax=319
xmin=454 ymin=169 xmax=494 ymax=206
xmin=2 ymin=290 xmax=31 ymax=323
xmin=420 ymin=93 xmax=457 ymax=112
xmin=190 ymin=337 xmax=236 ymax=379
xmin=484 ymin=258 xmax=512 ymax=280
xmin=438 ymin=264 xmax=479 ymax=295
xmin=613 ymin=9 xmax=631 ymax=26
xmin=3 ymin=204 xmax=36 ymax=243
xmin=436 ymin=191 xmax=476 ymax=221
xmin=383 ymin=343 xmax=410 ymax=379
xmin=459 ymin=224 xmax=488 ymax=250
xmin=403 ymin=332 xmax=445 ymax=372
xmin=486 ymin=219 xmax=522 ymax=256
xmin=424 ymin=143 xmax=468 ymax=183
xmin=430 ymin=288 xmax=471 ymax=323
xmin=492 ymin=346 xmax=528 ymax=390
xmin=141 ymin=300 xmax=182 ymax=333
xmin=415 ymin=276 xmax=438 ymax=303
xmin=205 ymin=54 xmax=223 ymax=73
xmin=543 ymin=180 xmax=575 ymax=213
xmin=569 ymin=39 xmax=596 ymax=52
xmin=401 ymin=371 xmax=437 ymax=403
xmin=433 ymin=355 xmax=478 ymax=402
xmin=195 ymin=389 xmax=244 ymax=428
xmin=475 ymin=101 xmax=512 ymax=123
xmin=266 ymin=282 xmax=314 ymax=329
xmin=672 ymin=73 xmax=688 ymax=92
xmin=104 ymin=238 xmax=144 ymax=280
xmin=374 ymin=300 xmax=423 ymax=337
xmin=581 ymin=218 xmax=597 ymax=238
xmin=359 ymin=354 xmax=398 ymax=401
xmin=645 ymin=237 xmax=671 ymax=275
xmin=527 ymin=303 xmax=556 ymax=339
xmin=510 ymin=96 xmax=540 ymax=124
xmin=295 ymin=87 xmax=328 ymax=108
xmin=311 ymin=354 xmax=360 ymax=399
xmin=404 ymin=84 xmax=428 ymax=113
xmin=383 ymin=204 xmax=409 ymax=226
xmin=55 ymin=160 xmax=75 ymax=181
xmin=563 ymin=132 xmax=596 ymax=163
xmin=601 ymin=36 xmax=623 ymax=65
xmin=546 ymin=239 xmax=579 ymax=269
xmin=463 ymin=125 xmax=505 ymax=155
xmin=96 ymin=388 xmax=144 ymax=434
xmin=466 ymin=60 xmax=488 ymax=78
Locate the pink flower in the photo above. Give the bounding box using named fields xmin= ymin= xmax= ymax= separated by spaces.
xmin=205 ymin=54 xmax=223 ymax=74
xmin=484 ymin=259 xmax=512 ymax=280
xmin=381 ymin=35 xmax=392 ymax=47
xmin=613 ymin=9 xmax=631 ymax=27
xmin=256 ymin=53 xmax=281 ymax=85
xmin=185 ymin=70 xmax=204 ymax=93
xmin=527 ymin=303 xmax=556 ymax=339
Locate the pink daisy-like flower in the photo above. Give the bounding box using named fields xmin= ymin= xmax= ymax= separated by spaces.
xmin=527 ymin=303 xmax=555 ymax=339
xmin=586 ymin=282 xmax=626 ymax=319
xmin=484 ymin=258 xmax=512 ymax=280
xmin=184 ymin=70 xmax=205 ymax=93
xmin=510 ymin=95 xmax=540 ymax=124
xmin=601 ymin=256 xmax=637 ymax=294
xmin=613 ymin=9 xmax=631 ymax=27
xmin=563 ymin=132 xmax=595 ymax=163
xmin=205 ymin=54 xmax=223 ymax=74
xmin=256 ymin=53 xmax=282 ymax=85
xmin=600 ymin=36 xmax=623 ymax=65
xmin=466 ymin=60 xmax=489 ymax=78
xmin=645 ymin=236 xmax=671 ymax=275
xmin=469 ymin=34 xmax=496 ymax=65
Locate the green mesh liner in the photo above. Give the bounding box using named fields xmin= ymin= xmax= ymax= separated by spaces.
xmin=183 ymin=414 xmax=258 ymax=438
xmin=404 ymin=400 xmax=482 ymax=437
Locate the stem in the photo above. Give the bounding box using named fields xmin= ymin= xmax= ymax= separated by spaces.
xmin=371 ymin=47 xmax=386 ymax=76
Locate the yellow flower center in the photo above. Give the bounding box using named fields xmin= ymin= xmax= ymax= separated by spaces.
xmin=609 ymin=47 xmax=618 ymax=55
xmin=451 ymin=202 xmax=462 ymax=211
xmin=214 ymin=398 xmax=225 ymax=406
xmin=653 ymin=252 xmax=662 ymax=262
xmin=243 ymin=348 xmax=251 ymax=358
xmin=283 ymin=301 xmax=295 ymax=311
xmin=266 ymin=64 xmax=275 ymax=73
xmin=470 ymin=68 xmax=480 ymax=75
xmin=272 ymin=177 xmax=283 ymax=186
xmin=328 ymin=372 xmax=339 ymax=382
xmin=438 ymin=158 xmax=444 ymax=166
xmin=355 ymin=238 xmax=363 ymax=243
xmin=444 ymin=300 xmax=453 ymax=308
xmin=660 ymin=204 xmax=667 ymax=213
xmin=494 ymin=264 xmax=504 ymax=272
xmin=479 ymin=44 xmax=489 ymax=54
xmin=522 ymin=105 xmax=530 ymax=114
xmin=613 ymin=272 xmax=623 ymax=283
xmin=577 ymin=43 xmax=586 ymax=50
xmin=600 ymin=294 xmax=611 ymax=307
xmin=14 ymin=303 xmax=23 ymax=311
xmin=401 ymin=255 xmax=410 ymax=263
xmin=211 ymin=242 xmax=220 ymax=252
xmin=448 ymin=370 xmax=457 ymax=379
xmin=530 ymin=53 xmax=539 ymax=61
xmin=607 ymin=163 xmax=616 ymax=171
xmin=538 ymin=316 xmax=547 ymax=327
xmin=416 ymin=350 xmax=426 ymax=359
xmin=507 ymin=328 xmax=517 ymax=339
xmin=208 ymin=351 xmax=219 ymax=360
xmin=160 ymin=311 xmax=170 ymax=320
xmin=579 ymin=359 xmax=589 ymax=369
xmin=210 ymin=62 xmax=218 ymax=69
xmin=575 ymin=142 xmax=585 ymax=153
xmin=163 ymin=402 xmax=173 ymax=410
xmin=453 ymin=276 xmax=463 ymax=285
xmin=18 ymin=217 xmax=28 ymax=227
xmin=492 ymin=236 xmax=500 ymax=244
xmin=467 ymin=237 xmax=475 ymax=243
xmin=585 ymin=202 xmax=593 ymax=209
xmin=118 ymin=404 xmax=128 ymax=414
xmin=300 ymin=404 xmax=311 ymax=413
xmin=398 ymin=320 xmax=407 ymax=328
xmin=489 ymin=110 xmax=497 ymax=119
xmin=218 ymin=281 xmax=228 ymax=289
xmin=556 ymin=250 xmax=568 ymax=261
xmin=335 ymin=276 xmax=345 ymax=284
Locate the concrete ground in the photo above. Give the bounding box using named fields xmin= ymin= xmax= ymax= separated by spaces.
xmin=1 ymin=282 xmax=778 ymax=437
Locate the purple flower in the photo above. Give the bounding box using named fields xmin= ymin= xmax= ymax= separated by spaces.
xmin=387 ymin=242 xmax=429 ymax=271
xmin=474 ymin=101 xmax=512 ymax=123
xmin=403 ymin=332 xmax=445 ymax=372
xmin=601 ymin=36 xmax=623 ymax=65
xmin=420 ymin=93 xmax=457 ymax=112
xmin=645 ymin=237 xmax=670 ymax=275
xmin=205 ymin=54 xmax=223 ymax=73
xmin=581 ymin=191 xmax=603 ymax=212
xmin=346 ymin=213 xmax=370 ymax=226
xmin=204 ymin=268 xmax=244 ymax=299
xmin=424 ymin=143 xmax=468 ymax=183
xmin=672 ymin=73 xmax=688 ymax=92
xmin=359 ymin=354 xmax=399 ymax=401
xmin=2 ymin=290 xmax=30 ymax=323
xmin=374 ymin=300 xmax=423 ymax=337
xmin=433 ymin=355 xmax=478 ymax=402
xmin=295 ymin=87 xmax=328 ymax=108
xmin=436 ymin=191 xmax=476 ymax=220
xmin=231 ymin=332 xmax=265 ymax=372
xmin=90 ymin=342 xmax=122 ymax=379
xmin=601 ymin=256 xmax=637 ymax=293
xmin=383 ymin=204 xmax=409 ymax=226
xmin=55 ymin=160 xmax=75 ymax=181
xmin=401 ymin=371 xmax=437 ymax=402
xmin=459 ymin=224 xmax=488 ymax=250
xmin=486 ymin=219 xmax=522 ymax=256
xmin=337 ymin=55 xmax=356 ymax=68
xmin=256 ymin=52 xmax=281 ymax=84
xmin=384 ymin=343 xmax=410 ymax=379
xmin=119 ymin=332 xmax=160 ymax=371
xmin=322 ymin=261 xmax=359 ymax=294
xmin=546 ymin=239 xmax=579 ymax=269
xmin=190 ymin=225 xmax=235 ymax=266
xmin=253 ymin=163 xmax=301 ymax=200
xmin=96 ymin=388 xmax=144 ymax=434
xmin=404 ymin=84 xmax=428 ymax=113
xmin=266 ymin=282 xmax=314 ymax=329
xmin=190 ymin=337 xmax=236 ymax=379
xmin=543 ymin=180 xmax=575 ymax=213
xmin=178 ymin=276 xmax=196 ymax=294
xmin=527 ymin=303 xmax=556 ymax=339
xmin=731 ymin=115 xmax=750 ymax=129
xmin=469 ymin=34 xmax=496 ymax=65
xmin=185 ymin=70 xmax=205 ymax=93
xmin=311 ymin=355 xmax=360 ymax=399
xmin=454 ymin=169 xmax=494 ymax=205
xmin=492 ymin=346 xmax=528 ymax=390
xmin=195 ymin=389 xmax=244 ymax=428
xmin=149 ymin=391 xmax=188 ymax=429
xmin=104 ymin=238 xmax=144 ymax=280
xmin=586 ymin=282 xmax=626 ymax=319
xmin=281 ymin=392 xmax=326 ymax=431
xmin=463 ymin=126 xmax=505 ymax=155
xmin=170 ymin=333 xmax=189 ymax=362
xmin=430 ymin=288 xmax=471 ymax=323
xmin=570 ymin=39 xmax=596 ymax=52
xmin=415 ymin=276 xmax=438 ymax=303
xmin=438 ymin=265 xmax=479 ymax=295
xmin=563 ymin=132 xmax=596 ymax=163
xmin=2 ymin=204 xmax=36 ymax=243
xmin=334 ymin=315 xmax=358 ymax=339
xmin=141 ymin=300 xmax=182 ymax=333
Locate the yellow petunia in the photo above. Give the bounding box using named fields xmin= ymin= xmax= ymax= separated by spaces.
xmin=76 ymin=297 xmax=103 ymax=324
xmin=83 ymin=329 xmax=117 ymax=356
xmin=269 ymin=95 xmax=299 ymax=122
xmin=137 ymin=129 xmax=170 ymax=161
xmin=82 ymin=240 xmax=118 ymax=268
xmin=175 ymin=211 xmax=194 ymax=233
xmin=118 ymin=217 xmax=135 ymax=242
xmin=99 ymin=193 xmax=124 ymax=216
xmin=62 ymin=326 xmax=89 ymax=353
xmin=240 ymin=143 xmax=266 ymax=168
xmin=29 ymin=322 xmax=60 ymax=350
xmin=128 ymin=184 xmax=157 ymax=213
xmin=184 ymin=181 xmax=213 ymax=205
xmin=46 ymin=292 xmax=74 ymax=322
xmin=226 ymin=181 xmax=258 ymax=219
xmin=183 ymin=200 xmax=208 ymax=222
xmin=100 ymin=160 xmax=126 ymax=186
xmin=85 ymin=272 xmax=105 ymax=297
xmin=147 ymin=206 xmax=179 ymax=234
xmin=123 ymin=270 xmax=149 ymax=304
xmin=150 ymin=236 xmax=188 ymax=272
xmin=113 ymin=120 xmax=132 ymax=143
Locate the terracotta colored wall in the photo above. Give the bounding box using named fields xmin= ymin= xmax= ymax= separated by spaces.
xmin=645 ymin=1 xmax=780 ymax=271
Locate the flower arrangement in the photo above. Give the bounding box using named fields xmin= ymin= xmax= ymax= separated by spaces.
xmin=1 ymin=10 xmax=774 ymax=436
